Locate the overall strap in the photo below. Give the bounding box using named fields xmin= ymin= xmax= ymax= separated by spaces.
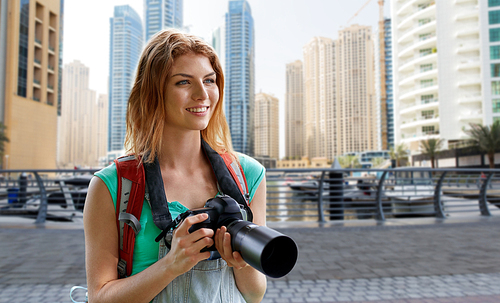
xmin=114 ymin=155 xmax=146 ymax=278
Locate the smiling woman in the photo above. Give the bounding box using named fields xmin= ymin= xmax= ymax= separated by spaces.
xmin=83 ymin=29 xmax=267 ymax=303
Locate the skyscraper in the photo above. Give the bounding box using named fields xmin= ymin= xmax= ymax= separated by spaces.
xmin=144 ymin=0 xmax=183 ymax=42
xmin=225 ymin=0 xmax=255 ymax=155
xmin=58 ymin=60 xmax=98 ymax=168
xmin=108 ymin=5 xmax=142 ymax=153
xmin=303 ymin=37 xmax=336 ymax=159
xmin=285 ymin=60 xmax=305 ymax=159
xmin=254 ymin=92 xmax=279 ymax=159
xmin=336 ymin=25 xmax=377 ymax=156
xmin=392 ymin=0 xmax=489 ymax=152
xmin=0 ymin=0 xmax=61 ymax=169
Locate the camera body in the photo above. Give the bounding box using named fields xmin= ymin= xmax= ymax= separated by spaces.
xmin=188 ymin=195 xmax=248 ymax=248
xmin=188 ymin=195 xmax=298 ymax=278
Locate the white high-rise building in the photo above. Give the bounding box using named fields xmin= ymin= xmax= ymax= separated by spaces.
xmin=254 ymin=92 xmax=279 ymax=160
xmin=303 ymin=37 xmax=336 ymax=160
xmin=285 ymin=60 xmax=305 ymax=159
xmin=58 ymin=60 xmax=98 ymax=168
xmin=392 ymin=0 xmax=495 ymax=151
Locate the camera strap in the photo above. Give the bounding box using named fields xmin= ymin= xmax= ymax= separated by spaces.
xmin=145 ymin=138 xmax=253 ymax=233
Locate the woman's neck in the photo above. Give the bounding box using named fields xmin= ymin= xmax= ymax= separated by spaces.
xmin=158 ymin=129 xmax=204 ymax=171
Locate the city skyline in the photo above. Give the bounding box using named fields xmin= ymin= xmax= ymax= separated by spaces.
xmin=63 ymin=0 xmax=390 ymax=158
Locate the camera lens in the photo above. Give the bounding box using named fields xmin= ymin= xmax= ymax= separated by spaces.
xmin=228 ymin=220 xmax=298 ymax=278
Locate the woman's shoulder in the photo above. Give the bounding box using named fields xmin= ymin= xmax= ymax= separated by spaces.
xmin=95 ymin=162 xmax=117 ymax=181
xmin=237 ymin=153 xmax=265 ymax=174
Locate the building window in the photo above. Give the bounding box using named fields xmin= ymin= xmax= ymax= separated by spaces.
xmin=491 ymin=45 xmax=500 ymax=59
xmin=17 ymin=0 xmax=30 ymax=98
xmin=420 ymin=79 xmax=434 ymax=88
xmin=419 ymin=48 xmax=432 ymax=57
xmin=492 ymin=64 xmax=500 ymax=77
xmin=489 ymin=10 xmax=500 ymax=25
xmin=493 ymin=99 xmax=500 ymax=113
xmin=490 ymin=0 xmax=500 ymax=7
xmin=418 ymin=18 xmax=431 ymax=26
xmin=491 ymin=28 xmax=500 ymax=42
xmin=420 ymin=64 xmax=433 ymax=72
xmin=422 ymin=110 xmax=434 ymax=119
xmin=422 ymin=125 xmax=435 ymax=134
xmin=421 ymin=94 xmax=434 ymax=104
xmin=492 ymin=81 xmax=500 ymax=95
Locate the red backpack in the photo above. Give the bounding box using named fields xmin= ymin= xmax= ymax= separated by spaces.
xmin=113 ymin=141 xmax=250 ymax=278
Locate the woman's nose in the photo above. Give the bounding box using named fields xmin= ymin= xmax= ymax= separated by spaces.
xmin=192 ymin=82 xmax=209 ymax=101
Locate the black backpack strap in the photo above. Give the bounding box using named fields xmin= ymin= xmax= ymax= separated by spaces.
xmin=143 ymin=157 xmax=172 ymax=231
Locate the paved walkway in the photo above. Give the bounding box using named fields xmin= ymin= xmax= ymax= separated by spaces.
xmin=1 ymin=216 xmax=500 ymax=302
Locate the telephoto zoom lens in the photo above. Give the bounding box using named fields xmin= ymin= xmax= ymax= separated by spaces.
xmin=227 ymin=220 xmax=298 ymax=278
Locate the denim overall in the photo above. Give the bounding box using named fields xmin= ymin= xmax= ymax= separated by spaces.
xmin=153 ymin=239 xmax=247 ymax=303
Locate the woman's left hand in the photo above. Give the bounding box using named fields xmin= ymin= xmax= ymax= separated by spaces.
xmin=214 ymin=226 xmax=248 ymax=270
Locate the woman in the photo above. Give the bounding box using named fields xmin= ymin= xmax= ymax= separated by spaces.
xmin=83 ymin=29 xmax=267 ymax=303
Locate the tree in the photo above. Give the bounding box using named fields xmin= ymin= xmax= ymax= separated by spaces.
xmin=371 ymin=157 xmax=386 ymax=168
xmin=389 ymin=143 xmax=409 ymax=167
xmin=338 ymin=155 xmax=361 ymax=169
xmin=465 ymin=120 xmax=500 ymax=169
xmin=0 ymin=122 xmax=9 ymax=168
xmin=419 ymin=138 xmax=444 ymax=169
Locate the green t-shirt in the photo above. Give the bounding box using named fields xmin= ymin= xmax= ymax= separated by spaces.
xmin=95 ymin=154 xmax=265 ymax=276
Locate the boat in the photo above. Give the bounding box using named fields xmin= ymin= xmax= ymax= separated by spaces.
xmin=385 ymin=168 xmax=437 ymax=216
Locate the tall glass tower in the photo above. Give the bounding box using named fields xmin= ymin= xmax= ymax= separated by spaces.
xmin=384 ymin=18 xmax=394 ymax=149
xmin=144 ymin=0 xmax=183 ymax=42
xmin=225 ymin=0 xmax=255 ymax=155
xmin=108 ymin=5 xmax=142 ymax=152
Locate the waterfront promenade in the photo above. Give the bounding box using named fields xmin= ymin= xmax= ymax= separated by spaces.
xmin=1 ymin=216 xmax=500 ymax=302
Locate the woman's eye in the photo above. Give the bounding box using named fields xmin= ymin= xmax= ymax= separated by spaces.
xmin=176 ymin=80 xmax=189 ymax=85
xmin=204 ymin=78 xmax=215 ymax=84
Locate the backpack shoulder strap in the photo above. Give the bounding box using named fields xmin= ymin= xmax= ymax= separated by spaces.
xmin=114 ymin=155 xmax=146 ymax=278
xmin=219 ymin=153 xmax=249 ymax=203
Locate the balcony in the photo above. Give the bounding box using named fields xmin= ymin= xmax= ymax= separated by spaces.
xmin=458 ymin=94 xmax=481 ymax=104
xmin=398 ymin=20 xmax=436 ymax=45
xmin=399 ymin=53 xmax=437 ymax=73
xmin=456 ymin=26 xmax=479 ymax=38
xmin=457 ymin=58 xmax=480 ymax=71
xmin=401 ymin=129 xmax=440 ymax=142
xmin=455 ymin=6 xmax=479 ymax=21
xmin=399 ymin=67 xmax=437 ymax=86
xmin=456 ymin=40 xmax=480 ymax=54
xmin=399 ymin=83 xmax=438 ymax=101
xmin=399 ymin=34 xmax=437 ymax=58
xmin=400 ymin=115 xmax=439 ymax=129
xmin=400 ymin=98 xmax=439 ymax=113
xmin=397 ymin=1 xmax=436 ymax=29
xmin=33 ymin=79 xmax=41 ymax=87
xmin=457 ymin=77 xmax=481 ymax=87
xmin=459 ymin=110 xmax=482 ymax=120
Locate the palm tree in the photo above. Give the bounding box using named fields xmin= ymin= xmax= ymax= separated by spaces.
xmin=0 ymin=122 xmax=9 ymax=168
xmin=338 ymin=155 xmax=360 ymax=169
xmin=420 ymin=138 xmax=444 ymax=169
xmin=389 ymin=143 xmax=409 ymax=167
xmin=465 ymin=121 xmax=500 ymax=169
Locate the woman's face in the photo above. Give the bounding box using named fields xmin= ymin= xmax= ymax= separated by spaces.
xmin=164 ymin=52 xmax=219 ymax=133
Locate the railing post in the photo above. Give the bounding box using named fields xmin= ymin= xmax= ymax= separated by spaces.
xmin=375 ymin=171 xmax=388 ymax=221
xmin=479 ymin=173 xmax=494 ymax=216
xmin=433 ymin=172 xmax=447 ymax=219
xmin=317 ymin=171 xmax=326 ymax=223
xmin=34 ymin=172 xmax=48 ymax=224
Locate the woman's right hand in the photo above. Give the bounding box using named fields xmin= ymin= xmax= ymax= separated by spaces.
xmin=163 ymin=213 xmax=214 ymax=276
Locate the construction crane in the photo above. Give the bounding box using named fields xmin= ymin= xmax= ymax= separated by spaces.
xmin=346 ymin=0 xmax=374 ymax=26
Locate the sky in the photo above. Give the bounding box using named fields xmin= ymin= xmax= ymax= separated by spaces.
xmin=63 ymin=0 xmax=391 ymax=157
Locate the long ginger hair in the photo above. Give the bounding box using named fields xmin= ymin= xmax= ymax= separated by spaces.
xmin=125 ymin=29 xmax=234 ymax=163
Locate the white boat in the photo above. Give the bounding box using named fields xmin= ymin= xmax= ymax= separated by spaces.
xmin=385 ymin=168 xmax=437 ymax=216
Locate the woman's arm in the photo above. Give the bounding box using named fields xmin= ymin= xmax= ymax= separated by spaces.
xmin=215 ymin=177 xmax=268 ymax=303
xmin=84 ymin=176 xmax=214 ymax=303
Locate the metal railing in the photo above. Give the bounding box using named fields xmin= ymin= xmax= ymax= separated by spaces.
xmin=0 ymin=168 xmax=499 ymax=224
